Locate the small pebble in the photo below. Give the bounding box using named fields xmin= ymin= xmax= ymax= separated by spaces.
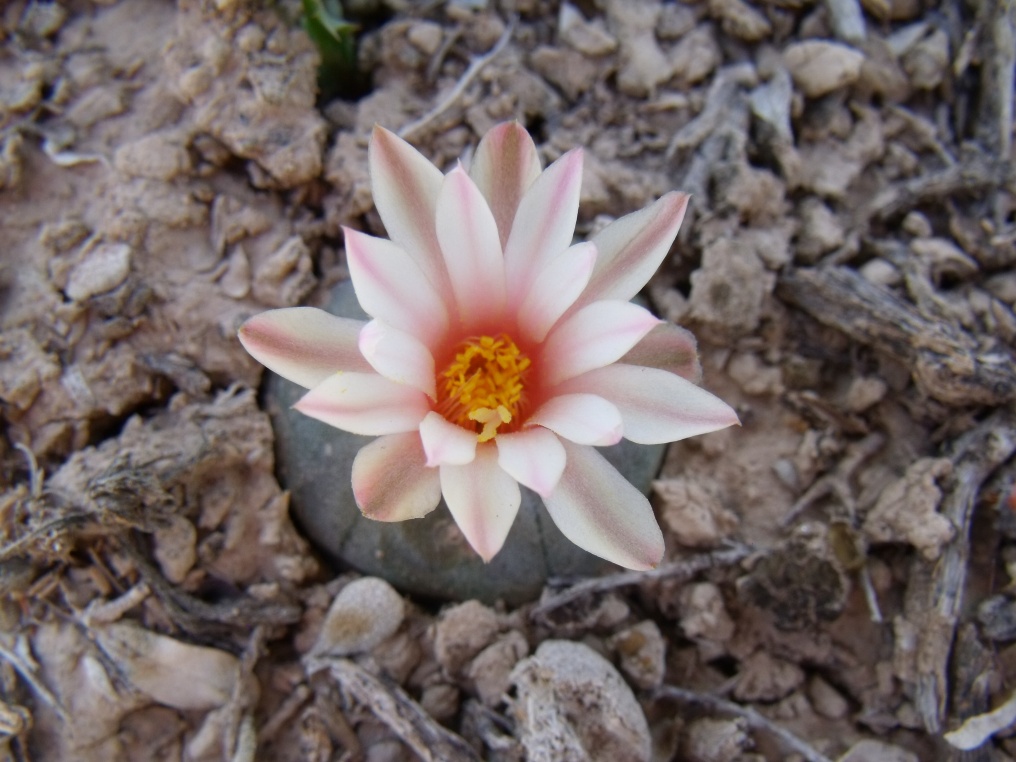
xmin=859 ymin=258 xmax=901 ymax=287
xmin=313 ymin=577 xmax=405 ymax=656
xmin=784 ymin=40 xmax=864 ymax=97
xmin=683 ymin=717 xmax=750 ymax=762
xmin=844 ymin=376 xmax=888 ymax=412
xmin=65 ymin=243 xmax=132 ymax=301
xmin=838 ymin=739 xmax=919 ymax=762
xmin=808 ymin=675 xmax=850 ymax=719
xmin=733 ymin=651 xmax=805 ymax=702
xmin=434 ymin=600 xmax=500 ymax=674
xmin=467 ymin=630 xmax=529 ymax=706
xmin=608 ymin=620 xmax=666 ymax=690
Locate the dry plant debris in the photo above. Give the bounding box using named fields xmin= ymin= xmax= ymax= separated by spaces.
xmin=2 ymin=0 xmax=1016 ymax=760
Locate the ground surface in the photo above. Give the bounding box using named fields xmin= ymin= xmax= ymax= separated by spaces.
xmin=1 ymin=0 xmax=1016 ymax=760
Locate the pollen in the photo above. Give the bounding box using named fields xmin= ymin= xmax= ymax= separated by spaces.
xmin=437 ymin=334 xmax=531 ymax=441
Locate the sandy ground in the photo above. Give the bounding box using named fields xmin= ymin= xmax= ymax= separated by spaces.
xmin=2 ymin=0 xmax=1016 ymax=760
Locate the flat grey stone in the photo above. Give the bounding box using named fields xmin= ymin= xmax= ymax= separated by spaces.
xmin=264 ymin=281 xmax=665 ymax=605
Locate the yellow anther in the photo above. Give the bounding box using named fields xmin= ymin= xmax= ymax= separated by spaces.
xmin=438 ymin=334 xmax=530 ymax=440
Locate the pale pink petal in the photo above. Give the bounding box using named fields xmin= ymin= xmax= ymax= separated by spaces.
xmin=541 ymin=301 xmax=661 ymax=386
xmin=367 ymin=126 xmax=451 ymax=297
xmin=358 ymin=320 xmax=436 ymax=399
xmin=576 ymin=192 xmax=690 ymax=308
xmin=517 ymin=242 xmax=597 ymax=343
xmin=294 ymin=372 xmax=429 ymax=435
xmin=344 ymin=227 xmax=449 ymax=345
xmin=435 ymin=165 xmax=507 ymax=325
xmin=559 ymin=364 xmax=740 ymax=444
xmin=419 ymin=411 xmax=477 ymax=466
xmin=503 ymin=149 xmax=583 ymax=305
xmin=470 ymin=121 xmax=542 ymax=248
xmin=527 ymin=394 xmax=623 ymax=446
xmin=543 ymin=440 xmax=664 ymax=570
xmin=238 ymin=307 xmax=370 ymax=389
xmin=352 ymin=432 xmax=441 ymax=521
xmin=620 ymin=323 xmax=702 ymax=382
xmin=440 ymin=445 xmax=521 ymax=562
xmin=495 ymin=427 xmax=566 ymax=498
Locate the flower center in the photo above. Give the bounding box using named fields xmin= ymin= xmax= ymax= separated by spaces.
xmin=437 ymin=334 xmax=531 ymax=442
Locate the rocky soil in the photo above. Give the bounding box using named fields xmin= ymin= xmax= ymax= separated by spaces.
xmin=1 ymin=0 xmax=1015 ymax=760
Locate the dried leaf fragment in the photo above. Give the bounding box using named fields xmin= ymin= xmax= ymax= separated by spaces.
xmin=94 ymin=622 xmax=239 ymax=711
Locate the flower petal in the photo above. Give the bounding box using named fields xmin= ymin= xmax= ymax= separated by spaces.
xmin=541 ymin=301 xmax=661 ymax=386
xmin=435 ymin=165 xmax=507 ymax=326
xmin=503 ymin=148 xmax=583 ymax=305
xmin=577 ymin=192 xmax=690 ymax=308
xmin=543 ymin=440 xmax=664 ymax=570
xmin=419 ymin=411 xmax=477 ymax=466
xmin=517 ymin=242 xmax=597 ymax=343
xmin=527 ymin=393 xmax=623 ymax=446
xmin=559 ymin=364 xmax=740 ymax=444
xmin=293 ymin=372 xmax=429 ymax=435
xmin=344 ymin=227 xmax=449 ymax=345
xmin=620 ymin=322 xmax=702 ymax=382
xmin=440 ymin=445 xmax=521 ymax=562
xmin=238 ymin=307 xmax=370 ymax=389
xmin=352 ymin=433 xmax=441 ymax=522
xmin=496 ymin=427 xmax=566 ymax=498
xmin=470 ymin=121 xmax=542 ymax=248
xmin=367 ymin=126 xmax=451 ymax=296
xmin=358 ymin=320 xmax=436 ymax=399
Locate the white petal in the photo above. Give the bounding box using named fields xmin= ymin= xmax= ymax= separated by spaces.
xmin=344 ymin=227 xmax=449 ymax=345
xmin=518 ymin=242 xmax=597 ymax=343
xmin=540 ymin=301 xmax=661 ymax=386
xmin=496 ymin=428 xmax=566 ymax=498
xmin=578 ymin=192 xmax=690 ymax=308
xmin=419 ymin=411 xmax=478 ymax=466
xmin=294 ymin=372 xmax=430 ymax=436
xmin=368 ymin=126 xmax=452 ymax=297
xmin=543 ymin=440 xmax=664 ymax=570
xmin=358 ymin=320 xmax=436 ymax=399
xmin=527 ymin=394 xmax=623 ymax=446
xmin=435 ymin=165 xmax=507 ymax=326
xmin=559 ymin=364 xmax=739 ymax=444
xmin=352 ymin=433 xmax=441 ymax=522
xmin=470 ymin=121 xmax=542 ymax=248
xmin=503 ymin=149 xmax=583 ymax=305
xmin=440 ymin=445 xmax=521 ymax=562
xmin=621 ymin=322 xmax=702 ymax=382
xmin=238 ymin=307 xmax=370 ymax=389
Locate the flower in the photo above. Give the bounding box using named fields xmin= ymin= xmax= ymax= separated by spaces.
xmin=238 ymin=122 xmax=739 ymax=570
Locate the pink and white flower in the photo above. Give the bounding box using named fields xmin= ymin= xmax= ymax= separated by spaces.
xmin=239 ymin=122 xmax=738 ymax=570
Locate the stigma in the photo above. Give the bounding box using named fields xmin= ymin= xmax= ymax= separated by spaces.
xmin=438 ymin=334 xmax=530 ymax=441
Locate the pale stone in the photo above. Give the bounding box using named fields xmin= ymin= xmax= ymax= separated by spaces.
xmin=65 ymin=243 xmax=132 ymax=301
xmin=784 ymin=41 xmax=864 ymax=97
xmin=314 ymin=577 xmax=405 ymax=656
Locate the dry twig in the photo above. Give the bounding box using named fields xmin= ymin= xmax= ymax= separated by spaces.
xmin=902 ymin=409 xmax=1016 ymax=732
xmin=530 ymin=545 xmax=752 ymax=622
xmin=778 ymin=266 xmax=1016 ymax=407
xmin=781 ymin=433 xmax=885 ymax=527
xmin=655 ymin=685 xmax=834 ymax=762
xmin=0 ymin=641 xmax=66 ymax=723
xmin=122 ymin=538 xmax=301 ymax=635
xmin=306 ymin=657 xmax=480 ymax=762
xmin=398 ymin=20 xmax=515 ymax=142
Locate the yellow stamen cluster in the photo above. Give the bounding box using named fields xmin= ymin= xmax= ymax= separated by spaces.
xmin=438 ymin=334 xmax=531 ymax=442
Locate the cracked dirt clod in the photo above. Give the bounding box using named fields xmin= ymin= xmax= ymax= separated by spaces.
xmin=862 ymin=458 xmax=955 ymax=560
xmin=509 ymin=640 xmax=652 ymax=762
